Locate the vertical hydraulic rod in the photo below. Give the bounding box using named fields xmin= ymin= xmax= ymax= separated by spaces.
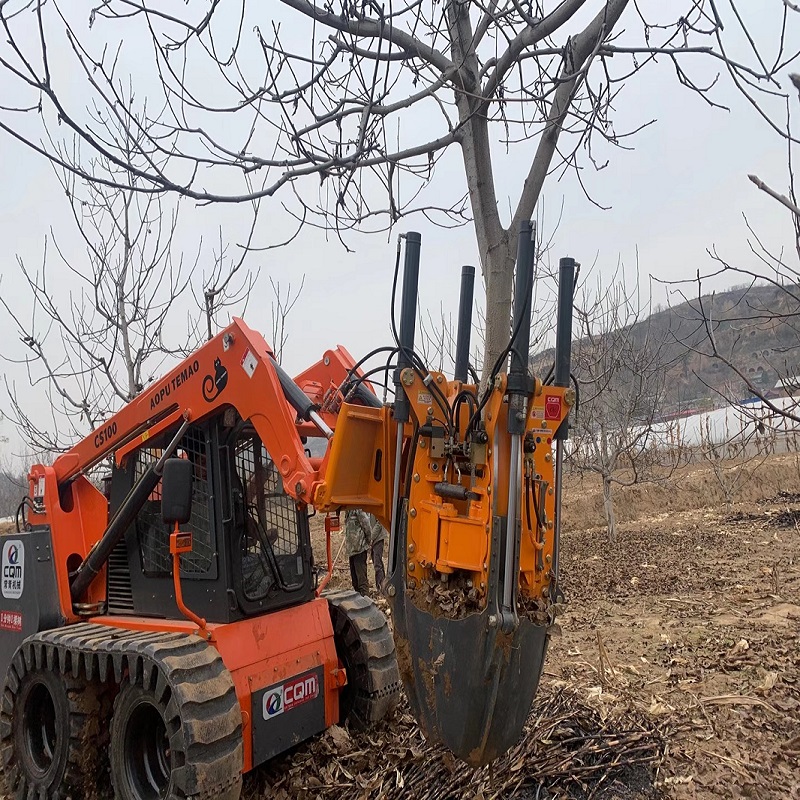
xmin=393 ymin=232 xmax=422 ymax=424
xmin=501 ymin=222 xmax=536 ymax=631
xmin=552 ymin=256 xmax=575 ymax=594
xmin=454 ymin=265 xmax=475 ymax=383
xmin=389 ymin=232 xmax=421 ymax=574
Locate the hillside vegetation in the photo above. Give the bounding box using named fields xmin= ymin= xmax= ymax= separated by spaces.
xmin=534 ymin=282 xmax=800 ymax=410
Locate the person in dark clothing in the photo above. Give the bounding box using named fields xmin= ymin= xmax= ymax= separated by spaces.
xmin=344 ymin=509 xmax=371 ymax=595
xmin=344 ymin=509 xmax=388 ymax=595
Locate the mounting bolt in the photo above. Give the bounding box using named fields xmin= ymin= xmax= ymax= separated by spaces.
xmin=408 ymin=562 xmax=415 ymax=572
xmin=324 ymin=355 xmax=330 ymax=366
xmin=401 ymin=369 xmax=415 ymax=386
xmin=488 ymin=615 xmax=498 ymax=628
xmin=413 ymin=473 xmax=420 ymax=483
xmin=408 ymin=543 xmax=416 ymax=553
xmin=410 ymin=508 xmax=417 ymax=518
xmin=408 ymin=578 xmax=417 ymax=589
xmin=387 ymin=585 xmax=396 ymax=597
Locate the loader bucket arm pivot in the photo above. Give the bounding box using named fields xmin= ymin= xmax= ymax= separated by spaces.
xmin=382 ymin=228 xmax=575 ymax=765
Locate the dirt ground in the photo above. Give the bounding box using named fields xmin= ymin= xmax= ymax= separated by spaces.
xmin=304 ymin=455 xmax=799 ymax=799
xmin=1 ymin=455 xmax=797 ymax=798
xmin=551 ymin=485 xmax=800 ymax=797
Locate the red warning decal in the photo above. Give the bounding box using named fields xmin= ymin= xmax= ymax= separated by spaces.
xmin=544 ymin=395 xmax=562 ymax=421
xmin=0 ymin=611 xmax=22 ymax=632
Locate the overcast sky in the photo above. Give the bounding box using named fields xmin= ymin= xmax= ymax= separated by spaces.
xmin=0 ymin=1 xmax=797 ymax=456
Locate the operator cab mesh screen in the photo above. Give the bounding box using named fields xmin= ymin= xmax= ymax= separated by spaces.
xmin=134 ymin=426 xmax=215 ymax=576
xmin=234 ymin=430 xmax=305 ymax=600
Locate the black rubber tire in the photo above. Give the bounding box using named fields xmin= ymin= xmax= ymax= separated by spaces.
xmin=326 ymin=590 xmax=401 ymax=729
xmin=111 ymin=682 xmax=174 ymax=800
xmin=7 ymin=626 xmax=242 ymax=800
xmin=0 ymin=666 xmax=106 ymax=800
xmin=109 ymin=658 xmax=242 ymax=800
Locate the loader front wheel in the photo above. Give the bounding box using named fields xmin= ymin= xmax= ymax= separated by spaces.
xmin=111 ymin=682 xmax=171 ymax=800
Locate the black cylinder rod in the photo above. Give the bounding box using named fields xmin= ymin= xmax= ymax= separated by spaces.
xmin=454 ymin=265 xmax=475 ymax=383
xmin=393 ymin=232 xmax=421 ymax=423
xmin=70 ymin=464 xmax=162 ymax=602
xmin=271 ymin=356 xmax=316 ymax=420
xmin=554 ymin=256 xmax=575 ymax=439
xmin=554 ymin=258 xmax=575 ymax=389
xmin=70 ymin=419 xmax=190 ymax=601
xmin=507 ymin=221 xmax=536 ymax=435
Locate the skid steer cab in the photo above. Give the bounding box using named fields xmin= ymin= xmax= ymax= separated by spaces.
xmin=0 ymin=328 xmax=401 ymax=800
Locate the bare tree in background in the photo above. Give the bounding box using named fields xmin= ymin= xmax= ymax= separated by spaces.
xmin=568 ymin=274 xmax=675 ymax=540
xmin=663 ymin=0 xmax=800 ymax=427
xmin=0 ymin=125 xmax=254 ymax=453
xmin=269 ymin=277 xmax=306 ymax=366
xmin=0 ymin=1 xmax=794 ymax=375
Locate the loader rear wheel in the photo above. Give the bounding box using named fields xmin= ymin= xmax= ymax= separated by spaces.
xmin=326 ymin=590 xmax=401 ymax=729
xmin=14 ymin=671 xmax=65 ymax=789
xmin=0 ymin=663 xmax=107 ymax=800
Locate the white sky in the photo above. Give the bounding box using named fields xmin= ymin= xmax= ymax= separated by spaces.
xmin=0 ymin=1 xmax=798 ymax=456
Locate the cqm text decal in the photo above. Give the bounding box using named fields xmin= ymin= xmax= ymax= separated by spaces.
xmin=262 ymin=672 xmax=319 ymax=720
xmin=1 ymin=540 xmax=24 ymax=600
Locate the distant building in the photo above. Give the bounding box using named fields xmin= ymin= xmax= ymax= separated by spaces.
xmin=773 ymin=375 xmax=800 ymax=396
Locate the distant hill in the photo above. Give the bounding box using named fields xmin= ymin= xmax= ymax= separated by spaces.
xmin=533 ymin=282 xmax=800 ymax=411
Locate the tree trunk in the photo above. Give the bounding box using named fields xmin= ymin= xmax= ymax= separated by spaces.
xmin=477 ymin=0 xmax=630 ymax=378
xmin=602 ymin=477 xmax=616 ymax=542
xmin=482 ymin=232 xmax=516 ymax=377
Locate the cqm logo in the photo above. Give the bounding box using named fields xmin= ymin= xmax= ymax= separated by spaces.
xmin=262 ymin=672 xmax=319 ymax=720
xmin=265 ymin=692 xmax=283 ymax=717
xmin=1 ymin=540 xmax=24 ymax=600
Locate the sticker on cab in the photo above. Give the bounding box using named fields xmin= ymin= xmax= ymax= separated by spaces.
xmin=262 ymin=671 xmax=319 ymax=720
xmin=1 ymin=540 xmax=24 ymax=600
xmin=0 ymin=611 xmax=22 ymax=632
xmin=544 ymin=395 xmax=562 ymax=421
xmin=241 ymin=349 xmax=258 ymax=379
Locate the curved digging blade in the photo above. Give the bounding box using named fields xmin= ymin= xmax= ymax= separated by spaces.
xmin=390 ymin=597 xmax=549 ymax=766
